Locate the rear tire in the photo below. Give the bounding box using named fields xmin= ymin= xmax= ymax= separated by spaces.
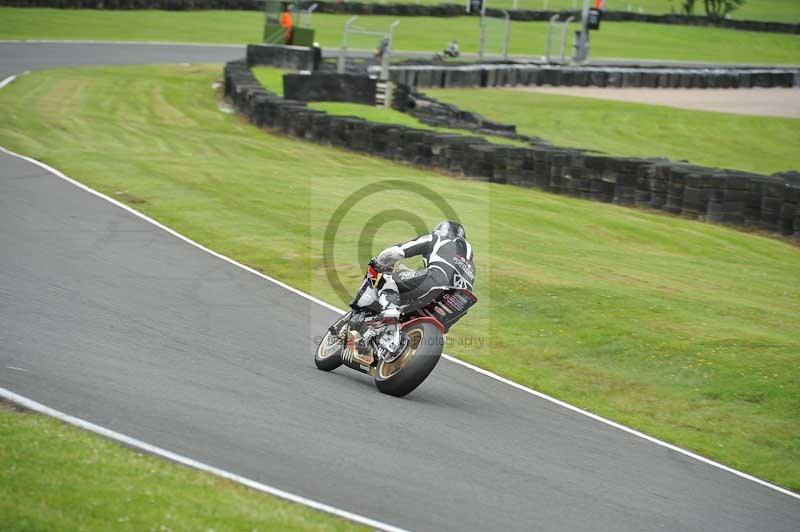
xmin=314 ymin=315 xmax=348 ymax=371
xmin=374 ymin=322 xmax=442 ymax=397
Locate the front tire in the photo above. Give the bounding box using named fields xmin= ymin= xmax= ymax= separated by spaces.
xmin=374 ymin=322 xmax=443 ymax=397
xmin=314 ymin=315 xmax=348 ymax=371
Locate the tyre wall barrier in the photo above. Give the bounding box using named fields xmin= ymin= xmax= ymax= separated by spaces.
xmin=381 ymin=64 xmax=800 ymax=89
xmin=392 ymin=82 xmax=534 ymax=141
xmin=247 ymin=44 xmax=320 ymax=72
xmin=280 ymin=75 xmax=525 ymax=139
xmin=225 ymin=60 xmax=800 ymax=240
xmin=284 ymin=72 xmax=378 ymax=105
xmin=3 ymin=0 xmax=799 ymax=35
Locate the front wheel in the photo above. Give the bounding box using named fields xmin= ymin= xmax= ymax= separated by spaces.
xmin=314 ymin=313 xmax=349 ymax=371
xmin=374 ymin=322 xmax=443 ymax=397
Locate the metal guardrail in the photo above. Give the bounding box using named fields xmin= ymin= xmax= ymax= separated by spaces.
xmin=545 ymin=14 xmax=574 ymax=64
xmin=338 ymin=16 xmax=400 ymax=78
xmin=299 ymin=3 xmax=318 ymax=29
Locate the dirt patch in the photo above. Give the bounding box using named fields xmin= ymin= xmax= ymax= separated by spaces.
xmin=115 ymin=191 xmax=147 ymax=205
xmin=511 ymin=87 xmax=800 ymax=119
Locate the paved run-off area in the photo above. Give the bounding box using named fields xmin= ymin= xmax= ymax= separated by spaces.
xmin=512 ymin=87 xmax=800 ymax=118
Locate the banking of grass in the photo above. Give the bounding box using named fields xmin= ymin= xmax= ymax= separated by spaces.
xmin=0 ymin=403 xmax=365 ymax=531
xmin=425 ymin=86 xmax=800 ymax=175
xmin=2 ymin=7 xmax=800 ymax=64
xmin=0 ymin=65 xmax=798 ymax=495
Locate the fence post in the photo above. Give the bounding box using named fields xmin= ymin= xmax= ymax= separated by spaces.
xmin=545 ymin=14 xmax=559 ymax=63
xmin=478 ymin=2 xmax=487 ymax=61
xmin=502 ymin=10 xmax=511 ymax=60
xmin=338 ymin=16 xmax=358 ymax=74
xmin=300 ymin=3 xmax=318 ymax=29
xmin=382 ymin=20 xmax=401 ymax=80
xmin=574 ymin=0 xmax=592 ymax=63
xmin=560 ymin=16 xmax=574 ymax=64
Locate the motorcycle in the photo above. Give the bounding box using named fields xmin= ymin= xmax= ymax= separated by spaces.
xmin=314 ymin=260 xmax=478 ymax=397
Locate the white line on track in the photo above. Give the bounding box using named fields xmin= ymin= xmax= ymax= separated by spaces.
xmin=0 ymin=387 xmax=409 ymax=532
xmin=0 ymin=74 xmax=18 ymax=89
xmin=1 ymin=99 xmax=799 ymax=506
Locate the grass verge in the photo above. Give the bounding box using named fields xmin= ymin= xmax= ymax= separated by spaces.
xmin=2 ymin=8 xmax=800 ymax=64
xmin=0 ymin=402 xmax=364 ymax=531
xmin=374 ymin=0 xmax=800 ymax=22
xmin=0 ymin=64 xmax=798 ymax=493
xmin=426 ymin=86 xmax=800 ymax=174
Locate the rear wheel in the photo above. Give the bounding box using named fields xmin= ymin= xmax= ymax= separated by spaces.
xmin=374 ymin=322 xmax=443 ymax=397
xmin=314 ymin=314 xmax=348 ymax=371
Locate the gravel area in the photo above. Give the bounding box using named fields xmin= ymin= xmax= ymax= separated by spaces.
xmin=512 ymin=87 xmax=800 ymax=118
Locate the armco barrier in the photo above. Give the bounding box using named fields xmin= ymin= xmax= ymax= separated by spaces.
xmin=225 ymin=60 xmax=800 ymax=240
xmin=3 ymin=0 xmax=799 ymax=34
xmin=378 ymin=64 xmax=800 ymax=89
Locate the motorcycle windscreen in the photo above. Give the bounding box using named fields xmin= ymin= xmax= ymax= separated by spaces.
xmin=350 ymin=277 xmax=382 ymax=313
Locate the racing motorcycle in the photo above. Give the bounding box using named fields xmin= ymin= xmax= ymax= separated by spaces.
xmin=314 ymin=260 xmax=477 ymax=397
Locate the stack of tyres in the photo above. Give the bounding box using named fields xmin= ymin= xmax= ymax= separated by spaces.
xmin=430 ymin=134 xmax=463 ymax=170
xmin=635 ymin=164 xmax=655 ymax=207
xmin=743 ymin=175 xmax=770 ymax=226
xmin=707 ymin=173 xmax=749 ymax=225
xmin=648 ymin=163 xmax=671 ymax=210
xmin=415 ymin=129 xmax=439 ymax=165
xmin=464 ymin=144 xmax=498 ymax=180
xmin=665 ymin=165 xmax=690 ymax=215
xmin=275 ymin=101 xmax=308 ymax=135
xmin=391 ymin=128 xmax=414 ymax=162
xmin=760 ymin=177 xmax=787 ymax=232
xmin=493 ymin=147 xmax=529 ymax=185
xmin=548 ymin=151 xmax=573 ymax=194
xmin=309 ymin=111 xmax=333 ymax=143
xmin=778 ymin=174 xmax=800 ymax=236
xmin=327 ymin=117 xmax=353 ymax=149
xmin=611 ymin=158 xmax=646 ymax=206
xmin=289 ymin=109 xmax=325 ymax=139
xmin=368 ymin=123 xmax=396 ymax=156
xmin=444 ymin=137 xmax=480 ymax=174
xmin=681 ymin=170 xmax=714 ymax=220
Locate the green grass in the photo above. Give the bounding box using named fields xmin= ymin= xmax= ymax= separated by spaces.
xmin=252 ymin=66 xmax=527 ymax=145
xmin=2 ymin=8 xmax=800 ymax=64
xmin=425 ymin=87 xmax=800 ymax=174
xmin=0 ymin=403 xmax=364 ymax=531
xmin=398 ymin=0 xmax=800 ymax=22
xmin=1 ymin=65 xmax=799 ymax=495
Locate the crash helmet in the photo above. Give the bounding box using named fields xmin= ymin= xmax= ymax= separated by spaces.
xmin=433 ymin=220 xmax=466 ymax=240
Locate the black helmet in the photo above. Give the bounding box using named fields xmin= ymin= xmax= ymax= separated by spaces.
xmin=433 ymin=221 xmax=466 ymax=240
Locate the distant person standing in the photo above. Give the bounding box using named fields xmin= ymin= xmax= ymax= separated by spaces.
xmin=280 ymin=4 xmax=294 ymax=45
xmin=374 ymin=36 xmax=390 ymax=60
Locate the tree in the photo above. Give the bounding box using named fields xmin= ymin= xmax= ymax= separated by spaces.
xmin=681 ymin=0 xmax=697 ymax=15
xmin=703 ymin=0 xmax=746 ymax=19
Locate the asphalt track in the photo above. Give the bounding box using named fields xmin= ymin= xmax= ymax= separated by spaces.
xmin=1 ymin=42 xmax=799 ymax=532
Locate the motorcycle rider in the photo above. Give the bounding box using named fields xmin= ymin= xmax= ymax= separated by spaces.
xmin=372 ymin=221 xmax=475 ymax=320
